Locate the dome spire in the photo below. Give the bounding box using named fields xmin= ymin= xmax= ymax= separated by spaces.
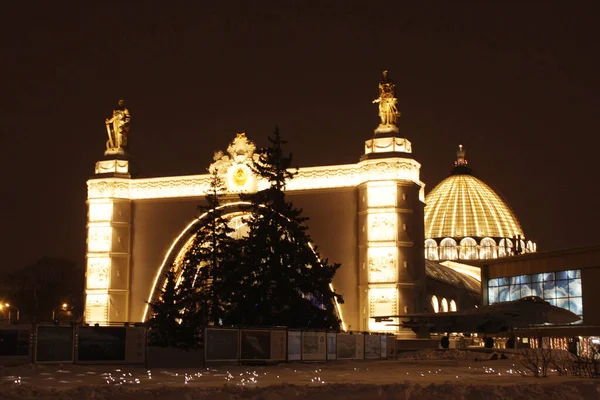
xmin=455 ymin=144 xmax=467 ymax=167
xmin=451 ymin=144 xmax=473 ymax=175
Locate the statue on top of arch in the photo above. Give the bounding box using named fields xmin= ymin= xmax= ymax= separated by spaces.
xmin=105 ymin=99 xmax=131 ymax=155
xmin=372 ymin=70 xmax=400 ymax=129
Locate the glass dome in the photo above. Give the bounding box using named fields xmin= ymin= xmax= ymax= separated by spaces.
xmin=425 ymin=170 xmax=524 ymax=240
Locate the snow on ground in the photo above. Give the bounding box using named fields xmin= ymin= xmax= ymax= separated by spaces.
xmin=1 ymin=350 xmax=599 ymax=399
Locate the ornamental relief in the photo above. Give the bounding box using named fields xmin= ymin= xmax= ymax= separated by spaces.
xmin=367 ymin=213 xmax=396 ymax=242
xmin=368 ymin=288 xmax=398 ymax=316
xmin=87 ymin=259 xmax=110 ymax=289
xmin=368 ymin=248 xmax=397 ymax=283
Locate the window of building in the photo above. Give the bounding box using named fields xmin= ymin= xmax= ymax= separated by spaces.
xmin=487 ymin=269 xmax=583 ymax=319
xmin=441 ymin=298 xmax=449 ymax=312
xmin=449 ymin=299 xmax=457 ymax=312
xmin=479 ymin=237 xmax=497 ymax=259
xmin=431 ymin=295 xmax=439 ymax=313
xmin=439 ymin=238 xmax=458 ymax=260
xmin=498 ymin=238 xmax=513 ymax=257
xmin=425 ymin=239 xmax=439 ymax=260
xmin=459 ymin=237 xmax=477 ymax=260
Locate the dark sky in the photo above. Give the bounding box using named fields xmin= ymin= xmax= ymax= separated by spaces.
xmin=1 ymin=2 xmax=598 ymax=272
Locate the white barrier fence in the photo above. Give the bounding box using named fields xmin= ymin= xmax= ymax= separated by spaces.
xmin=0 ymin=324 xmax=395 ymax=366
xmin=205 ymin=327 xmax=396 ymax=364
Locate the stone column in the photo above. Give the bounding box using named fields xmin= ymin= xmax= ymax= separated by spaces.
xmin=85 ymin=156 xmax=132 ymax=325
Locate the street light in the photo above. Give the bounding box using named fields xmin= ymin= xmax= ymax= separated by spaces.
xmin=1 ymin=303 xmax=19 ymax=323
xmin=52 ymin=303 xmax=70 ymax=321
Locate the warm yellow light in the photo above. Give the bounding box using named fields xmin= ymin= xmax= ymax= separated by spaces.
xmin=87 ymin=225 xmax=112 ymax=252
xmin=86 ymin=257 xmax=111 ymax=289
xmin=364 ymin=137 xmax=412 ymax=155
xmin=62 ymin=303 xmax=68 ymax=309
xmin=367 ymin=212 xmax=397 ymax=242
xmin=425 ymin=174 xmax=524 ymax=240
xmin=440 ymin=260 xmax=482 ymax=282
xmin=89 ymin=159 xmax=423 ymax=200
xmin=85 ymin=292 xmax=109 ymax=325
xmin=368 ymin=286 xmax=398 ymax=332
xmin=367 ymin=181 xmax=396 ymax=208
xmin=95 ymin=159 xmax=129 ymax=174
xmin=88 ymin=200 xmax=113 ymax=222
xmin=367 ymin=247 xmax=398 ymax=283
xmin=4 ymin=303 xmax=8 ymax=307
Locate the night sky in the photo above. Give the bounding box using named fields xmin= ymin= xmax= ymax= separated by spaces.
xmin=1 ymin=2 xmax=598 ymax=272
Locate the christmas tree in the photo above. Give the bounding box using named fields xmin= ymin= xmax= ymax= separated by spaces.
xmin=223 ymin=128 xmax=342 ymax=329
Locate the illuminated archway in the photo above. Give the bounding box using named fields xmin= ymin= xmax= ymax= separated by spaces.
xmin=425 ymin=239 xmax=439 ymax=260
xmin=142 ymin=201 xmax=346 ymax=329
xmin=431 ymin=295 xmax=439 ymax=313
xmin=449 ymin=299 xmax=457 ymax=312
xmin=459 ymin=237 xmax=477 ymax=260
xmin=440 ymin=298 xmax=449 ymax=313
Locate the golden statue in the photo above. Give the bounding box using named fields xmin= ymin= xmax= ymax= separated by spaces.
xmin=105 ymin=99 xmax=131 ymax=153
xmin=372 ymin=70 xmax=400 ymax=127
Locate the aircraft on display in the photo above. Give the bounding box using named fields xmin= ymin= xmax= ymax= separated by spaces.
xmin=372 ymin=296 xmax=581 ymax=337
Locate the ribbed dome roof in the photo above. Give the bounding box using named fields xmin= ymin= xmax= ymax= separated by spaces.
xmin=424 ymin=147 xmax=524 ymax=240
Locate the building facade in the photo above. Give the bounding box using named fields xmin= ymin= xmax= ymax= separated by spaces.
xmin=85 ymin=72 xmax=437 ymax=333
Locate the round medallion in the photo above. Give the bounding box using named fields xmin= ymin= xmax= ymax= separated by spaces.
xmin=233 ymin=166 xmax=248 ymax=186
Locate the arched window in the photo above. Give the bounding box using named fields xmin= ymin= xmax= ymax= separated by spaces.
xmin=459 ymin=237 xmax=477 ymax=260
xmin=441 ymin=298 xmax=449 ymax=312
xmin=479 ymin=237 xmax=497 ymax=259
xmin=526 ymin=240 xmax=535 ymax=253
xmin=431 ymin=295 xmax=439 ymax=313
xmin=498 ymin=239 xmax=513 ymax=258
xmin=439 ymin=238 xmax=458 ymax=260
xmin=449 ymin=299 xmax=457 ymax=312
xmin=425 ymin=239 xmax=439 ymax=260
xmin=516 ymin=239 xmax=526 ymax=254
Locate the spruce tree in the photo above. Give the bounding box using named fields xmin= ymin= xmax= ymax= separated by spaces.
xmin=225 ymin=128 xmax=343 ymax=329
xmin=147 ymin=266 xmax=189 ymax=347
xmin=178 ymin=170 xmax=236 ymax=334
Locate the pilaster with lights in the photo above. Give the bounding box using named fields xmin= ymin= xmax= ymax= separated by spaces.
xmin=357 ymin=71 xmax=426 ymax=333
xmin=85 ymin=100 xmax=133 ymax=325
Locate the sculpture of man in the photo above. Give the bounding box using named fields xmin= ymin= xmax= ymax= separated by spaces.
xmin=372 ymin=70 xmax=400 ymax=127
xmin=105 ymin=99 xmax=131 ymax=151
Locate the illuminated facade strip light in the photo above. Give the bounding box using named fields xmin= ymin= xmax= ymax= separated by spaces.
xmin=88 ymin=159 xmax=423 ymax=201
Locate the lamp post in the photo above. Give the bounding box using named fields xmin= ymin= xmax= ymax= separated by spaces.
xmin=4 ymin=303 xmax=19 ymax=323
xmin=52 ymin=303 xmax=69 ymax=321
xmin=0 ymin=303 xmax=19 ymax=323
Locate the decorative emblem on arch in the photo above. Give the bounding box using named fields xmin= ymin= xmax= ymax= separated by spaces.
xmin=209 ymin=133 xmax=260 ymax=193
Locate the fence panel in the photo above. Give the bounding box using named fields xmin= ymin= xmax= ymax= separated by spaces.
xmin=270 ymin=329 xmax=287 ymax=362
xmin=205 ymin=327 xmax=239 ymax=362
xmin=355 ymin=333 xmax=365 ymax=359
xmin=0 ymin=324 xmax=32 ymax=365
xmin=287 ymin=330 xmax=302 ymax=361
xmin=326 ymin=332 xmax=337 ymax=360
xmin=76 ymin=326 xmax=145 ymax=364
xmin=240 ymin=329 xmax=271 ymax=362
xmin=35 ymin=325 xmax=74 ymax=363
xmin=386 ymin=335 xmax=397 ymax=358
xmin=364 ymin=334 xmax=381 ymax=359
xmin=301 ymin=331 xmax=326 ymax=361
xmin=336 ymin=333 xmax=357 ymax=359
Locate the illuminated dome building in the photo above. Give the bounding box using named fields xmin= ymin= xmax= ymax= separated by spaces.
xmin=424 ymin=146 xmax=537 ymax=261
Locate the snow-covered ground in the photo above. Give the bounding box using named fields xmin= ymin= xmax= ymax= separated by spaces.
xmin=1 ymin=350 xmax=599 ymax=399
